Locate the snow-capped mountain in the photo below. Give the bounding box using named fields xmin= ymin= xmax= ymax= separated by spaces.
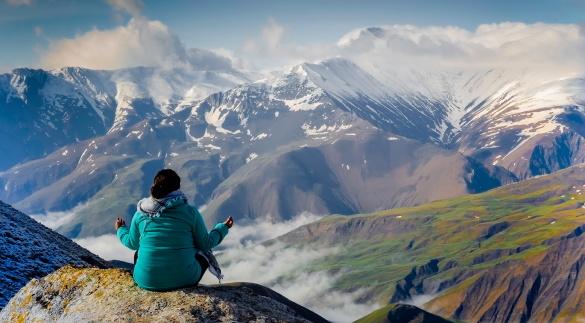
xmin=0 ymin=56 xmax=583 ymax=238
xmin=0 ymin=66 xmax=274 ymax=172
xmin=182 ymin=58 xmax=584 ymax=178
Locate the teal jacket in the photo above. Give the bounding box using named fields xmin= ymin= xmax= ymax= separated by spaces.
xmin=117 ymin=199 xmax=229 ymax=291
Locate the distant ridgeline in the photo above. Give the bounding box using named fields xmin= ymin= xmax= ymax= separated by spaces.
xmin=1 ymin=62 xmax=583 ymax=240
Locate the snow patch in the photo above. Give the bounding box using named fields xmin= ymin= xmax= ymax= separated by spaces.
xmin=301 ymin=123 xmax=352 ymax=136
xmin=205 ymin=144 xmax=221 ymax=150
xmin=246 ymin=153 xmax=258 ymax=163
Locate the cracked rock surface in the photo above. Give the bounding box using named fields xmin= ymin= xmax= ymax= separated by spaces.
xmin=0 ymin=265 xmax=311 ymax=323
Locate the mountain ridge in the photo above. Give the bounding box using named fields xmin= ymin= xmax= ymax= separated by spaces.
xmin=1 ymin=58 xmax=583 ymax=238
xmin=0 ymin=200 xmax=112 ymax=309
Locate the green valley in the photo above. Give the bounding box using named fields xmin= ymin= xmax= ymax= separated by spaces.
xmin=275 ymin=163 xmax=585 ymax=323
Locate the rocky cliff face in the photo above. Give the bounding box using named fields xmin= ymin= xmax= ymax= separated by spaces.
xmin=426 ymin=234 xmax=585 ymax=323
xmin=0 ymin=201 xmax=111 ymax=310
xmin=0 ymin=266 xmax=315 ymax=323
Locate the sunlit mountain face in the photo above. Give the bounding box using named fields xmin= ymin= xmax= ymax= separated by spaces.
xmin=0 ymin=50 xmax=583 ymax=240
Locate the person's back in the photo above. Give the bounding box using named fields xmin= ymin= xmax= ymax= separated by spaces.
xmin=116 ymin=169 xmax=233 ymax=291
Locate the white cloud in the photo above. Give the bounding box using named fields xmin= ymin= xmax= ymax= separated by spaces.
xmin=29 ymin=202 xmax=88 ymax=230
xmin=203 ymin=241 xmax=379 ymax=323
xmin=201 ymin=213 xmax=381 ymax=323
xmin=37 ymin=5 xmax=583 ymax=76
xmin=6 ymin=0 xmax=34 ymax=6
xmin=37 ymin=0 xmax=242 ymax=71
xmin=74 ymin=234 xmax=135 ymax=263
xmin=217 ymin=212 xmax=323 ymax=249
xmin=242 ymin=17 xmax=338 ymax=67
xmin=41 ymin=16 xmax=234 ymax=71
xmin=244 ymin=19 xmax=585 ymax=74
xmin=105 ymin=0 xmax=143 ymax=17
xmin=405 ymin=293 xmax=440 ymax=307
xmin=209 ymin=47 xmax=256 ymax=70
xmin=39 ymin=0 xmax=239 ymax=72
xmin=271 ymin=271 xmax=379 ymax=323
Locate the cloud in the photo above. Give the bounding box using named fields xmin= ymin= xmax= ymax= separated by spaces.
xmin=37 ymin=0 xmax=241 ymax=71
xmin=105 ymin=0 xmax=143 ymax=17
xmin=208 ymin=47 xmax=256 ymax=70
xmin=74 ymin=234 xmax=135 ymax=262
xmin=29 ymin=202 xmax=88 ymax=230
xmin=34 ymin=26 xmax=42 ymax=36
xmin=6 ymin=0 xmax=34 ymax=6
xmin=40 ymin=0 xmax=240 ymax=73
xmin=217 ymin=212 xmax=323 ymax=250
xmin=242 ymin=17 xmax=337 ymax=66
xmin=41 ymin=16 xmax=234 ymax=71
xmin=272 ymin=272 xmax=379 ymax=323
xmin=244 ymin=19 xmax=585 ymax=74
xmin=405 ymin=293 xmax=440 ymax=307
xmin=200 ymin=213 xmax=381 ymax=323
xmin=203 ymin=241 xmax=379 ymax=323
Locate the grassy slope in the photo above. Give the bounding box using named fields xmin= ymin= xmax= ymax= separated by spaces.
xmin=277 ymin=163 xmax=585 ymax=304
xmin=353 ymin=304 xmax=396 ymax=323
xmin=352 ymin=304 xmax=463 ymax=323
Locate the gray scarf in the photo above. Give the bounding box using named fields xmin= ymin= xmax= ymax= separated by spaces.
xmin=137 ymin=189 xmax=188 ymax=218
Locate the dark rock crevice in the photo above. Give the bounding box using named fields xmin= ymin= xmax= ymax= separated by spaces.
xmin=527 ymin=131 xmax=585 ymax=179
xmin=390 ymin=259 xmax=441 ymax=303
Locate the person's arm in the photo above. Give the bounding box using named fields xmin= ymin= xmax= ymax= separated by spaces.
xmin=191 ymin=207 xmax=230 ymax=251
xmin=117 ymin=213 xmax=141 ymax=250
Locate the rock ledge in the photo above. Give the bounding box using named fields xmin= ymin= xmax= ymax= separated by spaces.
xmin=0 ymin=265 xmax=312 ymax=323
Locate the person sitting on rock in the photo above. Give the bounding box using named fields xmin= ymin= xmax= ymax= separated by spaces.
xmin=115 ymin=168 xmax=233 ymax=291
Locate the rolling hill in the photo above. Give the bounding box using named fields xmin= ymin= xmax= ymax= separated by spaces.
xmin=274 ymin=163 xmax=585 ymax=323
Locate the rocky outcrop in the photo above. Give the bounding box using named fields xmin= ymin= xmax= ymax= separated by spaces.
xmin=0 ymin=266 xmax=316 ymax=323
xmin=503 ymin=131 xmax=585 ymax=181
xmin=391 ymin=259 xmax=441 ymax=303
xmin=527 ymin=132 xmax=585 ymax=178
xmin=0 ymin=200 xmax=111 ymax=310
xmin=426 ymin=235 xmax=585 ymax=323
xmin=463 ymin=157 xmax=518 ymax=194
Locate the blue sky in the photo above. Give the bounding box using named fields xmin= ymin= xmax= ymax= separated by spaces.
xmin=0 ymin=0 xmax=583 ymax=71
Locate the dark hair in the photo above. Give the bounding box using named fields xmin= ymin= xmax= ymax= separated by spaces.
xmin=150 ymin=169 xmax=181 ymax=199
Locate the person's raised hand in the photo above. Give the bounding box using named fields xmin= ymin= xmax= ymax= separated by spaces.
xmin=115 ymin=217 xmax=126 ymax=231
xmin=224 ymin=216 xmax=234 ymax=229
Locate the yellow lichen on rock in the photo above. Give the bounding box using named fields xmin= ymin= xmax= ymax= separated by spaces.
xmin=0 ymin=265 xmax=310 ymax=323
